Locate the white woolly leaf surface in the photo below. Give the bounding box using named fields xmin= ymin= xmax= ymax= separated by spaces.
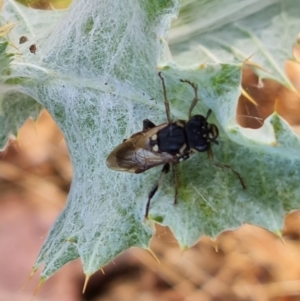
xmin=1 ymin=0 xmax=300 ymax=280
xmin=3 ymin=0 xmax=180 ymax=278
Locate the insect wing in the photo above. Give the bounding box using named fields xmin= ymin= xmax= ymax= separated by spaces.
xmin=106 ymin=125 xmax=177 ymax=173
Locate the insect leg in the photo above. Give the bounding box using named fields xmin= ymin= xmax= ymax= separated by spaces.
xmin=158 ymin=72 xmax=172 ymax=123
xmin=207 ymin=147 xmax=246 ymax=189
xmin=143 ymin=119 xmax=156 ymax=130
xmin=145 ymin=163 xmax=170 ymax=218
xmin=172 ymin=163 xmax=179 ymax=205
xmin=180 ymin=79 xmax=199 ymax=119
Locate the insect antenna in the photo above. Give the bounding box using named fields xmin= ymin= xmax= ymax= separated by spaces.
xmin=158 ymin=72 xmax=172 ymax=123
xmin=205 ymin=109 xmax=212 ymax=120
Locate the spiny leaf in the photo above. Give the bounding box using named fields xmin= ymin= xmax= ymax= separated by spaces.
xmin=1 ymin=0 xmax=300 ymax=282
xmin=170 ymin=0 xmax=300 ymax=90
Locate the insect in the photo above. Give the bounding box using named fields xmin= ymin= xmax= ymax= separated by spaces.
xmin=106 ymin=72 xmax=245 ymax=218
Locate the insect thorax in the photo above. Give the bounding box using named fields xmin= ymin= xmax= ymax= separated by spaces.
xmin=149 ymin=115 xmax=216 ymax=156
xmin=153 ymin=122 xmax=187 ymax=155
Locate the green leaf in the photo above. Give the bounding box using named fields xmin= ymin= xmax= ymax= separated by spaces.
xmin=147 ymin=64 xmax=300 ymax=248
xmin=0 ymin=92 xmax=42 ymax=144
xmin=0 ymin=1 xmax=64 ymax=148
xmin=170 ymin=0 xmax=300 ymax=89
xmin=0 ymin=42 xmax=43 ymax=148
xmin=1 ymin=0 xmax=300 ymax=281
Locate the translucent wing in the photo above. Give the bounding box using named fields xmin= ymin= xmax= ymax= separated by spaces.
xmin=106 ymin=126 xmax=178 ymax=174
